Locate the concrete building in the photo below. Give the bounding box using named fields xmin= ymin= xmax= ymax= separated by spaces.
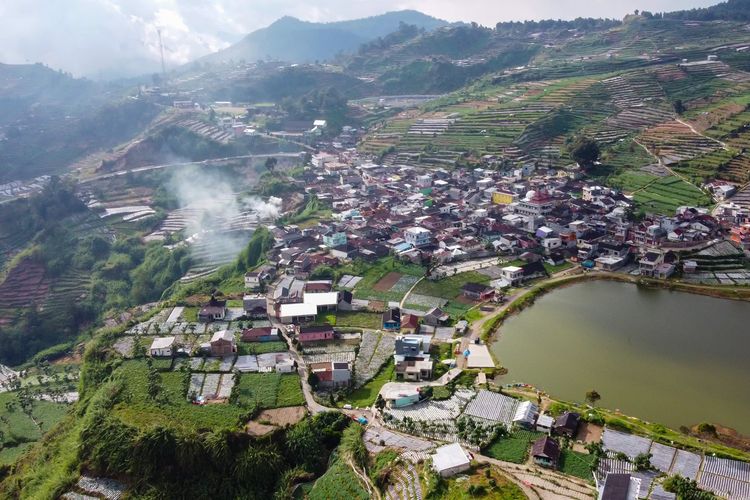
xmin=432 ymin=443 xmax=472 ymax=477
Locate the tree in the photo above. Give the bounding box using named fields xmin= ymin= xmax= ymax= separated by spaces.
xmin=569 ymin=136 xmax=601 ymax=167
xmin=634 ymin=452 xmax=653 ymax=471
xmin=663 ymin=475 xmax=717 ymax=499
xmin=265 ymin=157 xmax=278 ymax=173
xmin=585 ymin=389 xmax=601 ymax=406
xmin=375 ymin=394 xmax=386 ymax=411
xmin=147 ymin=361 xmax=162 ymax=401
xmin=673 ymin=99 xmax=686 ymax=115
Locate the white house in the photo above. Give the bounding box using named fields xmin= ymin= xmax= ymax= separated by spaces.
xmin=404 ymin=227 xmax=432 ymax=247
xmin=501 ymin=266 xmax=524 ymax=286
xmin=432 ymin=443 xmax=472 ymax=477
xmin=279 ymin=302 xmax=318 ymax=324
xmin=150 ymin=337 xmax=176 ymax=357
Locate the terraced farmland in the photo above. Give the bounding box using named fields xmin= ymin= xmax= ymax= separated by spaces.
xmin=638 ymin=120 xmax=721 ymax=165
xmin=632 ymin=175 xmax=711 ymax=214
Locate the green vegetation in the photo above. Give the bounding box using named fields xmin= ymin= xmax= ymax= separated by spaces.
xmin=235 ymin=226 xmax=274 ymax=273
xmin=278 ymin=196 xmax=332 ymax=227
xmin=483 ymin=430 xmax=545 ymax=464
xmin=663 ymin=475 xmax=717 ymax=499
xmin=347 ymin=257 xmax=425 ymax=302
xmin=0 ymin=392 xmax=70 ymax=465
xmin=308 ymin=452 xmax=369 ymax=500
xmin=369 ymin=449 xmax=400 ymax=488
xmin=439 ymin=464 xmax=526 ymax=500
xmin=341 ymin=360 xmax=395 ymax=408
xmin=414 ymin=271 xmax=489 ymax=299
xmin=559 ymin=450 xmax=597 ymax=481
xmin=333 ymin=311 xmax=383 ymax=329
xmin=235 ymin=373 xmax=305 ymax=410
xmin=237 ymin=341 xmax=288 ymax=355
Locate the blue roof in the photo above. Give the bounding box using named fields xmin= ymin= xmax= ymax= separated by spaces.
xmin=393 ymin=242 xmax=413 ymax=252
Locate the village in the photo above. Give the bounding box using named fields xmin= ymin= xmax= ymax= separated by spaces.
xmin=102 ymin=124 xmax=750 ymax=500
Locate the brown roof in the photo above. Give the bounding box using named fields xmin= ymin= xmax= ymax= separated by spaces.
xmin=531 ymin=436 xmax=560 ymax=461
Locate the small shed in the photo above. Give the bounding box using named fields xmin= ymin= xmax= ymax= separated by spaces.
xmin=150 ymin=336 xmax=176 ymax=357
xmin=432 ymin=443 xmax=472 ymax=477
xmin=210 ymin=330 xmax=236 ymax=357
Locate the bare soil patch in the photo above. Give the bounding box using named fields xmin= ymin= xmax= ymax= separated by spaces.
xmin=373 ymin=272 xmax=403 ymax=292
xmin=256 ymin=406 xmax=307 ymax=427
xmin=576 ymin=422 xmax=603 ymax=445
xmin=246 ymin=421 xmax=276 ymax=437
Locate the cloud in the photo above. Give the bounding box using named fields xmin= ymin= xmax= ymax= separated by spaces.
xmin=0 ymin=0 xmax=719 ymax=78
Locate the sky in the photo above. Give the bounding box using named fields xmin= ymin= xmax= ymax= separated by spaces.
xmin=0 ymin=0 xmax=719 ymax=78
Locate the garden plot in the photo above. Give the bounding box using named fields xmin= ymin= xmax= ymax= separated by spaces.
xmin=303 ymin=351 xmax=356 ymax=364
xmin=602 ymin=428 xmax=652 ymax=459
xmin=75 ymin=476 xmax=126 ymax=500
xmin=699 ymin=456 xmax=750 ymax=499
xmin=235 ymin=355 xmax=259 ymax=372
xmin=165 ymin=307 xmax=183 ymax=324
xmin=188 ymin=373 xmax=205 ymax=397
xmin=225 ymin=308 xmax=245 ymax=321
xmin=112 ymin=337 xmax=134 ymax=357
xmin=389 ymin=275 xmax=420 ymax=294
xmin=338 ymin=275 xmax=363 ymax=289
xmin=639 ymin=120 xmax=721 ymax=165
xmin=201 ymin=374 xmax=221 ymax=399
xmin=672 ymin=449 xmax=702 ymax=480
xmin=216 ymin=374 xmax=235 ymax=399
xmin=404 ymin=294 xmax=447 ymax=309
xmin=386 ymin=388 xmax=474 ymax=423
xmin=189 ymin=357 xmax=204 ymax=370
xmin=353 ymin=331 xmax=397 ymax=387
xmin=461 ymin=389 xmax=519 ymax=427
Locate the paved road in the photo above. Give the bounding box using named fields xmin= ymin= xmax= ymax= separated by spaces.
xmin=78 ymin=152 xmax=304 ymax=184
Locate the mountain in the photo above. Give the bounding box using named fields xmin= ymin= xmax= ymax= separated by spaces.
xmin=198 ymin=10 xmax=449 ymax=65
xmin=664 ymin=0 xmax=750 ymax=20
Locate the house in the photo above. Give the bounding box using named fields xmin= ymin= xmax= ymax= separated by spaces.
xmin=404 ymin=227 xmax=432 ymax=247
xmin=303 ymin=291 xmax=339 ymax=312
xmin=241 ymin=327 xmax=280 ymax=343
xmin=521 ymin=261 xmax=548 ymax=282
xmin=257 ymin=352 xmax=295 ymax=373
xmin=323 ymin=232 xmax=347 ymax=248
xmin=461 ymin=283 xmax=495 ymax=301
xmin=199 ymin=296 xmax=227 ymax=322
xmin=210 ymin=330 xmax=236 ymax=357
xmin=309 ymin=361 xmax=351 ymax=388
xmin=400 ymin=314 xmax=420 ymax=333
xmin=553 ymin=412 xmax=580 ymax=438
xmin=639 ymin=251 xmax=675 ymax=279
xmin=382 ymin=308 xmax=401 ymax=330
xmin=243 ymin=294 xmax=268 ymax=319
xmin=382 ymin=386 xmax=422 ymax=408
xmin=150 ymin=337 xmax=176 ymax=357
xmin=394 ymin=335 xmax=433 ymax=381
xmin=279 ymin=302 xmax=318 ymax=324
xmin=597 ymin=473 xmax=641 ymax=500
xmin=513 ymin=400 xmax=539 ymax=428
xmin=536 ymin=414 xmax=555 ymax=434
xmin=297 ymin=325 xmax=334 ymax=344
xmin=244 ymin=265 xmax=275 ymax=290
xmin=304 ymin=280 xmax=333 ymax=294
xmin=423 ymin=307 xmax=450 ymax=326
xmin=432 ymin=443 xmax=472 ymax=478
xmin=531 ymin=436 xmax=561 ymax=469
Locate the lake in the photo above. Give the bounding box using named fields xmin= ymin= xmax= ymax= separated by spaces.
xmin=491 ymin=280 xmax=750 ymax=434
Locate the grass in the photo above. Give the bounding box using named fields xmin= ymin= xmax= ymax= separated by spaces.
xmin=341 ymin=361 xmax=395 ymax=408
xmin=334 ymin=311 xmax=383 ymax=329
xmin=182 ymin=307 xmax=198 ymax=322
xmin=237 ymin=341 xmax=288 ymax=355
xmin=558 ymin=449 xmax=596 ymax=481
xmin=413 ymin=271 xmax=490 ymax=300
xmin=308 ymin=453 xmax=369 ymax=500
xmin=0 ymin=392 xmax=70 ymax=465
xmin=441 ymin=464 xmax=526 ymax=500
xmin=347 ymin=257 xmax=425 ymax=302
xmin=235 ymin=373 xmax=305 ymax=409
xmin=431 ymin=386 xmax=453 ymax=400
xmin=483 ymin=430 xmax=545 ymax=464
xmin=113 ymin=360 xmax=302 ymax=431
xmin=543 ymin=261 xmax=574 ymax=274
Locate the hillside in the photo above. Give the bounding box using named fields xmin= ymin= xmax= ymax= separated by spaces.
xmin=198 ymin=10 xmax=449 ymax=65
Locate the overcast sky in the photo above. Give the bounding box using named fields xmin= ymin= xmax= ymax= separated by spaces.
xmin=0 ymin=0 xmax=719 ymax=78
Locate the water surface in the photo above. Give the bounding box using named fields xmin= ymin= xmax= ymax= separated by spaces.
xmin=491 ymin=281 xmax=750 ymax=434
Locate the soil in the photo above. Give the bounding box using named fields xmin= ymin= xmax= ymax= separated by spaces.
xmin=373 ymin=272 xmax=403 ymax=292
xmin=576 ymin=422 xmax=604 ymax=445
xmin=246 ymin=406 xmax=307 ymax=437
xmin=692 ymin=423 xmax=750 ymax=453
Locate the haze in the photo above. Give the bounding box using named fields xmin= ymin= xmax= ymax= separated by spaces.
xmin=0 ymin=0 xmax=718 ymax=79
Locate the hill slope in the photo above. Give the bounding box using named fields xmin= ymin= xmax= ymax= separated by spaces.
xmin=200 ymin=10 xmax=449 ymax=64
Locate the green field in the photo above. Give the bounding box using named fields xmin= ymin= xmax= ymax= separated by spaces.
xmin=346 ymin=257 xmax=425 ymax=303
xmin=237 ymin=341 xmax=288 ymax=355
xmin=334 ymin=311 xmax=383 ymax=329
xmin=483 ymin=430 xmax=545 ymax=464
xmin=341 ymin=361 xmax=395 ymax=408
xmin=558 ymin=449 xmax=596 ymax=481
xmin=0 ymin=392 xmax=70 ymax=465
xmin=413 ymin=271 xmax=489 ymax=299
xmin=633 ymin=175 xmax=711 ymax=215
xmin=113 ymin=361 xmax=302 ymax=431
xmin=308 ymin=454 xmax=369 ymax=500
xmin=235 ymin=373 xmax=305 ymax=409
